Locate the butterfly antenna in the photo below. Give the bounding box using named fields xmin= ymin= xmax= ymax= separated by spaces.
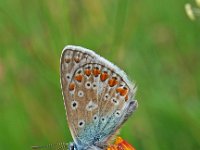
xmin=185 ymin=3 xmax=200 ymax=20
xmin=32 ymin=142 xmax=67 ymax=149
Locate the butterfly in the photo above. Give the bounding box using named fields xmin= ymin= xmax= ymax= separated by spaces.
xmin=32 ymin=45 xmax=138 ymax=150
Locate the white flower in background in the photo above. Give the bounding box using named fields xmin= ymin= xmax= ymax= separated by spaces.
xmin=185 ymin=0 xmax=200 ymax=20
xmin=196 ymin=0 xmax=200 ymax=7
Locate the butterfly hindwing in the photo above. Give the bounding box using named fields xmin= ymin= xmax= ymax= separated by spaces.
xmin=71 ymin=64 xmax=137 ymax=147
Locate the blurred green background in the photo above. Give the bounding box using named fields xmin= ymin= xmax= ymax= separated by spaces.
xmin=0 ymin=0 xmax=200 ymax=149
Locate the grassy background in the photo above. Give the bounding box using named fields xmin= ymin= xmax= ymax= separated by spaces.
xmin=1 ymin=0 xmax=200 ymax=149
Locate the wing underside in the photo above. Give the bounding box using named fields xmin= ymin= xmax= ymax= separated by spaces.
xmin=60 ymin=45 xmax=137 ymax=147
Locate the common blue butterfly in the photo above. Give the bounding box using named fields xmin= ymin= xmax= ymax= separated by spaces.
xmin=33 ymin=45 xmax=138 ymax=150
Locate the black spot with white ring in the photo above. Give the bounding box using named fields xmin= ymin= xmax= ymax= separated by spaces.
xmin=111 ymin=97 xmax=119 ymax=105
xmin=66 ymin=74 xmax=71 ymax=80
xmin=92 ymin=82 xmax=97 ymax=89
xmin=78 ymin=90 xmax=84 ymax=97
xmin=85 ymin=81 xmax=92 ymax=89
xmin=93 ymin=115 xmax=98 ymax=121
xmin=101 ymin=117 xmax=106 ymax=122
xmin=78 ymin=120 xmax=85 ymax=128
xmin=104 ymin=93 xmax=110 ymax=101
xmin=115 ymin=110 xmax=121 ymax=117
xmin=71 ymin=101 xmax=78 ymax=110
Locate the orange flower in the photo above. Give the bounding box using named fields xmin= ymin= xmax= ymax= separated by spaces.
xmin=107 ymin=137 xmax=136 ymax=150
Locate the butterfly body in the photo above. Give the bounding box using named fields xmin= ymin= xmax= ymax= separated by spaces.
xmin=60 ymin=45 xmax=138 ymax=150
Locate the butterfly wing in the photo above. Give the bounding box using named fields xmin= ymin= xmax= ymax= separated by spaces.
xmin=60 ymin=45 xmax=138 ymax=148
xmin=71 ymin=63 xmax=138 ymax=147
xmin=60 ymin=46 xmax=97 ymax=144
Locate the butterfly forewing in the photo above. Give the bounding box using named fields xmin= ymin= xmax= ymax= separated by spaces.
xmin=60 ymin=46 xmax=96 ymax=143
xmin=60 ymin=46 xmax=137 ymax=148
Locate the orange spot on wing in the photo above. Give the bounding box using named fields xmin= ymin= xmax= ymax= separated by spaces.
xmin=84 ymin=69 xmax=91 ymax=76
xmin=116 ymin=87 xmax=121 ymax=93
xmin=116 ymin=87 xmax=128 ymax=96
xmin=75 ymin=75 xmax=83 ymax=82
xmin=93 ymin=68 xmax=101 ymax=77
xmin=69 ymin=83 xmax=75 ymax=91
xmin=100 ymin=72 xmax=109 ymax=81
xmin=108 ymin=77 xmax=118 ymax=87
